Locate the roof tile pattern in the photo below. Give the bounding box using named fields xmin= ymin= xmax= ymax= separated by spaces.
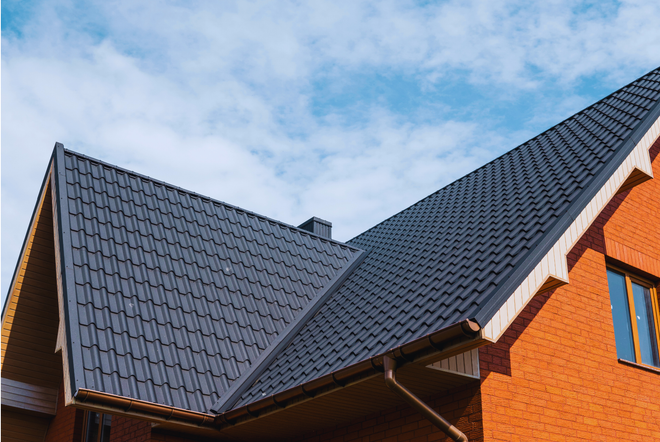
xmin=236 ymin=68 xmax=660 ymax=406
xmin=62 ymin=151 xmax=360 ymax=413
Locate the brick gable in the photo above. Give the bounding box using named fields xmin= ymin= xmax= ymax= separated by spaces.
xmin=479 ymin=137 xmax=660 ymax=441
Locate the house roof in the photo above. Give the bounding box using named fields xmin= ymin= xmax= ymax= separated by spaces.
xmin=232 ymin=67 xmax=660 ymax=408
xmin=53 ymin=148 xmax=361 ymax=413
xmin=5 ymin=66 xmax=660 ymax=426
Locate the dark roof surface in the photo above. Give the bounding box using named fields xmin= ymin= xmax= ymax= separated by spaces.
xmin=45 ymin=67 xmax=660 ymax=416
xmin=56 ymin=149 xmax=361 ymax=413
xmin=234 ymin=67 xmax=660 ymax=407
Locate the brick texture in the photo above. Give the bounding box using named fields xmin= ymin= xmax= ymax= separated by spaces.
xmin=109 ymin=416 xmax=152 ymax=442
xmin=480 ymin=138 xmax=660 ymax=441
xmin=296 ymin=382 xmax=483 ymax=442
xmin=44 ymin=382 xmax=85 ymax=442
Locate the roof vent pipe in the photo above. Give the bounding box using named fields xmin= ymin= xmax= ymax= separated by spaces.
xmin=298 ymin=217 xmax=332 ymax=239
xmin=383 ymin=356 xmax=468 ymax=442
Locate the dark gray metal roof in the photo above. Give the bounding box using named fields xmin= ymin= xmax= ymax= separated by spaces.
xmin=234 ymin=67 xmax=660 ymax=407
xmin=47 ymin=67 xmax=660 ymax=417
xmin=54 ymin=148 xmax=361 ymax=413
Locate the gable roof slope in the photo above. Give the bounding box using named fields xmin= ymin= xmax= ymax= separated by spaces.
xmin=52 ymin=147 xmax=362 ymax=413
xmin=234 ymin=67 xmax=660 ymax=407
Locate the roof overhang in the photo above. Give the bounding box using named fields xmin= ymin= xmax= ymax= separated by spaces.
xmin=211 ymin=319 xmax=484 ymax=438
xmin=483 ymin=115 xmax=660 ymax=342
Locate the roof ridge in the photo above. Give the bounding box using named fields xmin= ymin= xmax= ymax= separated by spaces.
xmin=61 ymin=148 xmax=360 ymax=251
xmin=347 ymin=66 xmax=660 ymax=244
xmin=209 ymin=248 xmax=369 ymax=414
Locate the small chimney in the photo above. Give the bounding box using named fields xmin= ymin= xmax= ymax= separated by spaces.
xmin=298 ymin=217 xmax=332 ymax=239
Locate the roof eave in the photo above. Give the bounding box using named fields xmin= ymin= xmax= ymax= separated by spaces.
xmin=215 ymin=318 xmax=483 ymax=429
xmin=73 ymin=389 xmax=219 ymax=436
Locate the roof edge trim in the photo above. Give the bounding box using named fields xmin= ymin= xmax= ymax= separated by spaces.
xmin=215 ymin=319 xmax=482 ymax=428
xmin=210 ymin=248 xmax=369 ymax=414
xmin=53 ymin=142 xmax=86 ymax=396
xmin=473 ymin=94 xmax=660 ymax=328
xmin=483 ymin=113 xmax=660 ymax=341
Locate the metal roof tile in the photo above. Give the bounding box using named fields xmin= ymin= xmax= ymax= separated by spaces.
xmin=56 ymin=67 xmax=660 ymax=415
xmin=236 ymin=68 xmax=660 ymax=406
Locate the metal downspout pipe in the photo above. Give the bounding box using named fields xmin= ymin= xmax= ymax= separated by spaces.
xmin=383 ymin=356 xmax=468 ymax=442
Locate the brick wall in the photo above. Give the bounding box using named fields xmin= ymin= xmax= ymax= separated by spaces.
xmin=44 ymin=382 xmax=85 ymax=442
xmin=479 ymin=138 xmax=660 ymax=441
xmin=297 ymin=381 xmax=483 ymax=442
xmin=109 ymin=416 xmax=152 ymax=442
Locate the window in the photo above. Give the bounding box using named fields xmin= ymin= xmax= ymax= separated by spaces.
xmin=81 ymin=411 xmax=112 ymax=442
xmin=607 ymin=267 xmax=660 ymax=368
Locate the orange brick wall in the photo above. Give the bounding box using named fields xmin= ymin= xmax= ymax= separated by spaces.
xmin=44 ymin=382 xmax=85 ymax=442
xmin=297 ymin=382 xmax=483 ymax=442
xmin=602 ymin=140 xmax=660 ymax=278
xmin=479 ymin=138 xmax=660 ymax=441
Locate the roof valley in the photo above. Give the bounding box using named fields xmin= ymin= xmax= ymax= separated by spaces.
xmin=210 ymin=248 xmax=367 ymax=413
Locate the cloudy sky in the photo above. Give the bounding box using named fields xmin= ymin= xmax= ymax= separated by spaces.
xmin=2 ymin=0 xmax=660 ymax=299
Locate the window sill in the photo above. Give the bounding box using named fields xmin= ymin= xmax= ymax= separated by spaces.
xmin=618 ymin=358 xmax=660 ymax=375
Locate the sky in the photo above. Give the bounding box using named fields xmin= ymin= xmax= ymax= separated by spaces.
xmin=2 ymin=0 xmax=660 ymax=299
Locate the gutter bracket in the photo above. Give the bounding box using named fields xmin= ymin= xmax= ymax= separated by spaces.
xmin=383 ymin=356 xmax=468 ymax=442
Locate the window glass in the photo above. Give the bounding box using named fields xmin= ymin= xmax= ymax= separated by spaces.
xmin=83 ymin=411 xmax=112 ymax=442
xmin=85 ymin=412 xmax=100 ymax=442
xmin=632 ymin=282 xmax=660 ymax=367
xmin=99 ymin=414 xmax=112 ymax=442
xmin=607 ymin=270 xmax=635 ymax=361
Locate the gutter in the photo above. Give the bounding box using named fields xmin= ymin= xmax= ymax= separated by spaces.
xmin=216 ymin=319 xmax=482 ymax=427
xmin=383 ymin=356 xmax=468 ymax=441
xmin=75 ymin=389 xmax=216 ymax=428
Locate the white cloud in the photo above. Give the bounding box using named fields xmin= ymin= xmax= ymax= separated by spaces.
xmin=2 ymin=0 xmax=660 ymax=298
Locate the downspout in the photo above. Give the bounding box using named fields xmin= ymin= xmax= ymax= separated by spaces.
xmin=383 ymin=356 xmax=468 ymax=442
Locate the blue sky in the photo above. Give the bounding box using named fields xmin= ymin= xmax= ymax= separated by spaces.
xmin=2 ymin=0 xmax=660 ymax=298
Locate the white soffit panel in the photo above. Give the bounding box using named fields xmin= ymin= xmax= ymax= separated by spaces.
xmin=427 ymin=349 xmax=480 ymax=379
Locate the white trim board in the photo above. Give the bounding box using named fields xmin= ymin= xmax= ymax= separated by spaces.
xmin=483 ymin=116 xmax=660 ymax=343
